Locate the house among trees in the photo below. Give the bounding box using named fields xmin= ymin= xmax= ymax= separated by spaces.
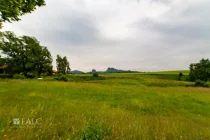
xmin=52 ymin=70 xmax=57 ymax=75
xmin=0 ymin=65 xmax=8 ymax=74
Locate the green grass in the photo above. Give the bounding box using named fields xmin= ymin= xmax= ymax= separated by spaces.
xmin=0 ymin=72 xmax=210 ymax=139
xmin=145 ymin=70 xmax=190 ymax=75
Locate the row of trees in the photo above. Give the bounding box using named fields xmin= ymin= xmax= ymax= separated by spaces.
xmin=0 ymin=31 xmax=71 ymax=77
xmin=0 ymin=0 xmax=72 ymax=77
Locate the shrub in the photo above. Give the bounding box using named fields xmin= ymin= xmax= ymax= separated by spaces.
xmin=26 ymin=73 xmax=36 ymax=79
xmin=13 ymin=74 xmax=26 ymax=79
xmin=195 ymin=80 xmax=210 ymax=87
xmin=186 ymin=76 xmax=190 ymax=81
xmin=0 ymin=74 xmax=13 ymax=79
xmin=93 ymin=72 xmax=99 ymax=78
xmin=54 ymin=74 xmax=68 ymax=82
xmin=79 ymin=121 xmax=111 ymax=140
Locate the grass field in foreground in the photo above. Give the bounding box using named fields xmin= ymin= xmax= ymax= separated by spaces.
xmin=0 ymin=73 xmax=210 ymax=140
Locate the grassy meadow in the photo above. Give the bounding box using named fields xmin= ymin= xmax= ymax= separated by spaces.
xmin=1 ymin=71 xmax=210 ymax=140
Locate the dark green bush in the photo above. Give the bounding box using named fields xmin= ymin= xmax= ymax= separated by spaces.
xmin=195 ymin=80 xmax=210 ymax=87
xmin=26 ymin=73 xmax=36 ymax=79
xmin=186 ymin=76 xmax=190 ymax=81
xmin=13 ymin=74 xmax=26 ymax=79
xmin=0 ymin=74 xmax=13 ymax=79
xmin=189 ymin=59 xmax=210 ymax=81
xmin=93 ymin=72 xmax=99 ymax=77
xmin=54 ymin=74 xmax=68 ymax=82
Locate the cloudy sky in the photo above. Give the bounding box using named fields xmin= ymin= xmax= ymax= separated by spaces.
xmin=2 ymin=0 xmax=210 ymax=72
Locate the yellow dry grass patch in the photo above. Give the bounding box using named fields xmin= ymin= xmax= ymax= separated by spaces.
xmin=28 ymin=92 xmax=52 ymax=99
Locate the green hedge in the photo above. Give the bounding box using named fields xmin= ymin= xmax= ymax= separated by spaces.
xmin=0 ymin=74 xmax=13 ymax=79
xmin=54 ymin=74 xmax=68 ymax=82
xmin=195 ymin=80 xmax=210 ymax=88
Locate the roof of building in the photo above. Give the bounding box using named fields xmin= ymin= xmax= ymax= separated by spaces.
xmin=0 ymin=65 xmax=8 ymax=69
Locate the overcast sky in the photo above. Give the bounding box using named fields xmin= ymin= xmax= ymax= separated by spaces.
xmin=2 ymin=0 xmax=210 ymax=72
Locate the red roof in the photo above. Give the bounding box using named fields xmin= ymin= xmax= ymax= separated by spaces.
xmin=0 ymin=65 xmax=8 ymax=69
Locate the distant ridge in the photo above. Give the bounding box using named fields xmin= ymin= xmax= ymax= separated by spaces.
xmin=85 ymin=67 xmax=138 ymax=73
xmin=106 ymin=67 xmax=124 ymax=73
xmin=71 ymin=70 xmax=84 ymax=74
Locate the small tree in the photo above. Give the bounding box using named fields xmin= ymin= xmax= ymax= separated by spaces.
xmin=56 ymin=55 xmax=71 ymax=74
xmin=178 ymin=72 xmax=183 ymax=81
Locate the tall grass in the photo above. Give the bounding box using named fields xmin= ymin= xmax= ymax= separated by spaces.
xmin=0 ymin=73 xmax=210 ymax=139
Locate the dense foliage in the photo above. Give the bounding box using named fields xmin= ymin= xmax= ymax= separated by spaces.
xmin=0 ymin=0 xmax=45 ymax=23
xmin=56 ymin=55 xmax=71 ymax=74
xmin=195 ymin=80 xmax=210 ymax=88
xmin=54 ymin=74 xmax=68 ymax=82
xmin=0 ymin=31 xmax=52 ymax=77
xmin=93 ymin=72 xmax=99 ymax=77
xmin=189 ymin=58 xmax=210 ymax=81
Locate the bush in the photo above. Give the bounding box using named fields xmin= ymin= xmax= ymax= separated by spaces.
xmin=0 ymin=74 xmax=13 ymax=79
xmin=79 ymin=121 xmax=111 ymax=140
xmin=195 ymin=80 xmax=210 ymax=87
xmin=93 ymin=72 xmax=99 ymax=77
xmin=13 ymin=74 xmax=26 ymax=79
xmin=54 ymin=74 xmax=68 ymax=82
xmin=189 ymin=59 xmax=210 ymax=81
xmin=26 ymin=73 xmax=36 ymax=79
xmin=186 ymin=76 xmax=190 ymax=81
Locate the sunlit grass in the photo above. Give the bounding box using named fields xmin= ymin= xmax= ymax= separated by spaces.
xmin=0 ymin=73 xmax=210 ymax=139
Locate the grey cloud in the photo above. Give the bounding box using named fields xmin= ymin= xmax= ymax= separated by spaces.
xmin=47 ymin=15 xmax=100 ymax=45
xmin=2 ymin=0 xmax=210 ymax=71
xmin=150 ymin=0 xmax=172 ymax=4
xmin=135 ymin=17 xmax=210 ymax=41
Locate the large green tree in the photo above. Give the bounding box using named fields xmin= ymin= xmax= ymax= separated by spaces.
xmin=56 ymin=55 xmax=71 ymax=74
xmin=35 ymin=46 xmax=52 ymax=77
xmin=189 ymin=58 xmax=210 ymax=81
xmin=0 ymin=0 xmax=45 ymax=23
xmin=0 ymin=31 xmax=52 ymax=77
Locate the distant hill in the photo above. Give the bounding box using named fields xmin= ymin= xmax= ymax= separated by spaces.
xmin=71 ymin=70 xmax=84 ymax=74
xmin=106 ymin=67 xmax=124 ymax=73
xmin=106 ymin=67 xmax=137 ymax=73
xmin=86 ymin=67 xmax=138 ymax=73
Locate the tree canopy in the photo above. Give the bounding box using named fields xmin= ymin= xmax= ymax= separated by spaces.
xmin=189 ymin=58 xmax=210 ymax=81
xmin=56 ymin=55 xmax=71 ymax=74
xmin=0 ymin=31 xmax=52 ymax=77
xmin=0 ymin=0 xmax=45 ymax=23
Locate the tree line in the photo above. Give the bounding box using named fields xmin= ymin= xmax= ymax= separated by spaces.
xmin=0 ymin=31 xmax=71 ymax=77
xmin=0 ymin=0 xmax=72 ymax=78
xmin=1 ymin=0 xmax=210 ymax=81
